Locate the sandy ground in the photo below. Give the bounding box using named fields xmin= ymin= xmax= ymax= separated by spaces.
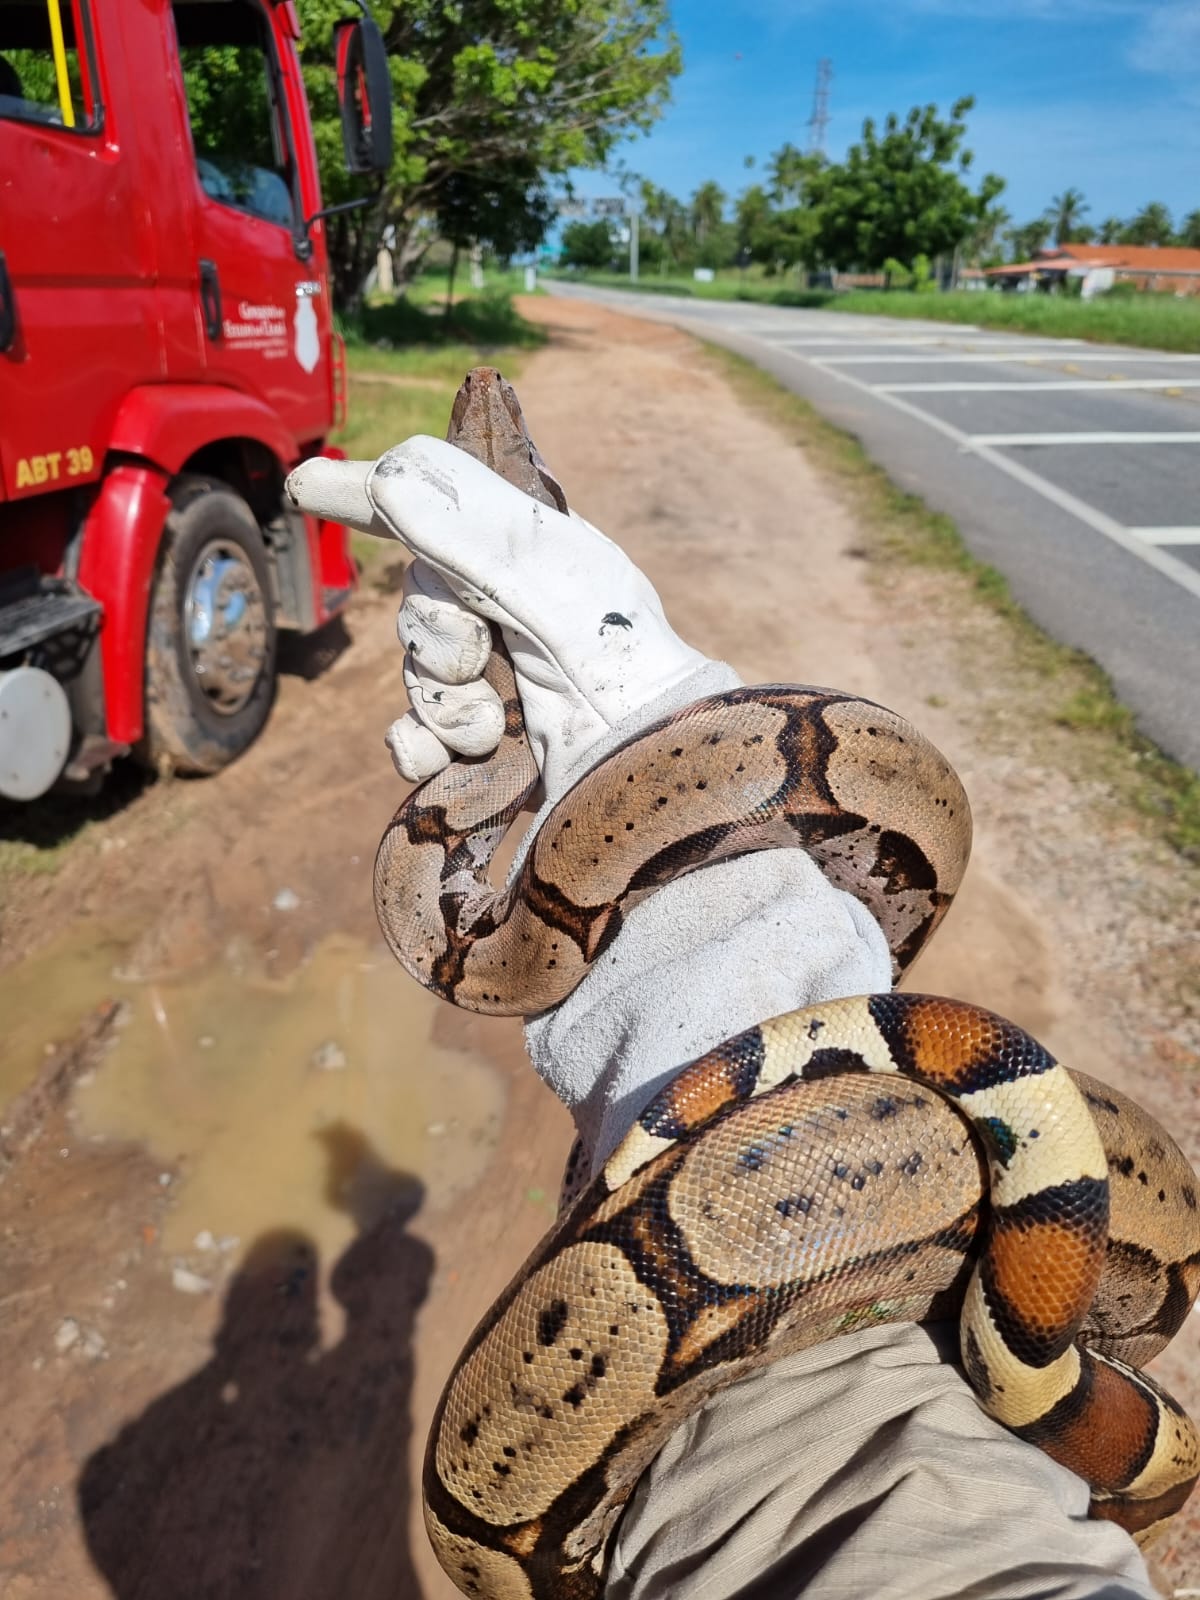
xmin=1 ymin=294 xmax=1197 ymax=1599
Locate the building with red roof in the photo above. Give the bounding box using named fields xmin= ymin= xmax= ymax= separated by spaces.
xmin=985 ymin=243 xmax=1200 ymax=295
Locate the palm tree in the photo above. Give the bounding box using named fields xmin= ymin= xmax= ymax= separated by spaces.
xmin=1123 ymin=201 xmax=1175 ymax=246
xmin=1006 ymin=218 xmax=1052 ymax=262
xmin=767 ymin=142 xmax=815 ymax=205
xmin=690 ymin=180 xmax=726 ymax=246
xmin=640 ymin=181 xmax=690 ymax=272
xmin=1098 ymin=216 xmax=1125 ymax=244
xmin=1047 ymin=188 xmax=1089 ymax=245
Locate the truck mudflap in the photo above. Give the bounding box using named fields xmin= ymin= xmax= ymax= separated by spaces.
xmin=76 ymin=463 xmax=172 ymax=745
xmin=309 ymin=443 xmax=357 ymax=623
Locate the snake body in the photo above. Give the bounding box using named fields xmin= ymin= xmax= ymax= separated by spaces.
xmin=375 ymin=656 xmax=971 ymax=1015
xmin=423 ymin=1002 xmax=1200 ymax=1598
xmin=376 ymin=370 xmax=1200 ymax=1596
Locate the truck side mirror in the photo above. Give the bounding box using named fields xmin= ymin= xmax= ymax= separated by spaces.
xmin=335 ymin=15 xmax=392 ymax=174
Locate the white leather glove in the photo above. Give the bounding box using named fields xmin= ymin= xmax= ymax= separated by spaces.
xmin=286 ymin=437 xmax=893 ymax=1169
xmin=287 ymin=437 xmax=710 ymax=800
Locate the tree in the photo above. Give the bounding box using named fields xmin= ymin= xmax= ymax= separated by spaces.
xmin=967 ymin=202 xmax=1011 ymax=266
xmin=690 ymin=180 xmax=726 ymax=245
xmin=734 ymin=184 xmax=775 ymax=266
xmin=639 ymin=180 xmax=691 ymax=271
xmin=767 ymin=142 xmax=821 ymax=207
xmin=806 ymin=99 xmax=1004 ymax=273
xmin=435 ymin=161 xmax=557 ymax=311
xmin=1122 ymin=201 xmax=1175 ymax=246
xmin=561 ymin=218 xmax=618 ymax=270
xmin=1098 ymin=216 xmax=1125 ymax=244
xmin=1047 ymin=187 xmax=1089 ymax=244
xmin=291 ymin=0 xmax=682 ymax=311
xmin=1006 ymin=218 xmax=1052 ymax=261
xmin=1180 ymin=209 xmax=1200 ymax=249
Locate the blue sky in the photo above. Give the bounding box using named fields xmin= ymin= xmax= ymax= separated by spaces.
xmin=569 ymin=0 xmax=1200 ymax=231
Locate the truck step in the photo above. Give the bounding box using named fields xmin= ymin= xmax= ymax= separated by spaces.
xmin=0 ymin=568 xmax=102 ymax=659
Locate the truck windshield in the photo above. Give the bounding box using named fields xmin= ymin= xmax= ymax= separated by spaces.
xmin=0 ymin=0 xmax=102 ymax=133
xmin=173 ymin=0 xmax=298 ymax=231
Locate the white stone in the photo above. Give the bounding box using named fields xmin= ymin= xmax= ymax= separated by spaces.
xmin=172 ymin=1266 xmax=213 ymax=1295
xmin=54 ymin=1318 xmax=80 ymax=1353
xmin=311 ymin=1040 xmax=347 ymax=1072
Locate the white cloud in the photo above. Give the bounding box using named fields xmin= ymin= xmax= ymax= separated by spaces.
xmin=1128 ymin=1 xmax=1200 ymax=76
xmin=905 ymin=0 xmax=1139 ymax=13
xmin=734 ymin=0 xmax=1144 ymax=20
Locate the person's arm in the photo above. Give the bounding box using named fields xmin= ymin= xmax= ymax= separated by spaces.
xmin=287 ymin=441 xmax=1157 ymax=1600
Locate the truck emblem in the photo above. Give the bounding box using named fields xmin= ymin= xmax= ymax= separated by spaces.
xmin=294 ymin=293 xmax=320 ymax=374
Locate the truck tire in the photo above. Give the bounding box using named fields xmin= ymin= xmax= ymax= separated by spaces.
xmin=138 ymin=475 xmax=277 ymax=776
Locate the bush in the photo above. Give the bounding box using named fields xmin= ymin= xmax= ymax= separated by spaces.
xmin=561 ymin=219 xmax=619 ymax=272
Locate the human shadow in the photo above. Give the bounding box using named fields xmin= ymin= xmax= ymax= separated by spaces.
xmin=79 ymin=1124 xmax=434 ymax=1600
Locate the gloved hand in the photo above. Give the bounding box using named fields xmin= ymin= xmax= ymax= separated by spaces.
xmin=286 ymin=437 xmax=892 ymax=1170
xmin=287 ymin=437 xmax=714 ymax=800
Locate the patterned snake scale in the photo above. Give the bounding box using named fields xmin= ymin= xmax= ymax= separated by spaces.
xmin=373 ymin=369 xmax=1200 ymax=1597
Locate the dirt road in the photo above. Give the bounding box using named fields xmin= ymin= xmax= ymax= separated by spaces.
xmin=1 ymin=295 xmax=1197 ymax=1599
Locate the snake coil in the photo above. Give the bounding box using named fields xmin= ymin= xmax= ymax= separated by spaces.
xmin=375 ymin=369 xmax=1200 ymax=1599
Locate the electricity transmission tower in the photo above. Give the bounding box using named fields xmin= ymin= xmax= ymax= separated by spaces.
xmin=807 ymin=58 xmax=833 ymax=155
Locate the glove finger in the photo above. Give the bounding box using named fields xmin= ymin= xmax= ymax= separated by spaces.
xmin=385 ymin=712 xmax=452 ymax=782
xmin=403 ymin=653 xmax=505 ymax=757
xmin=285 ymin=456 xmax=394 ymax=539
xmin=398 ymin=561 xmax=493 ymax=684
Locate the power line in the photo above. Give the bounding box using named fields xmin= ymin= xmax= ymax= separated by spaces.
xmin=807 ymin=58 xmax=833 ymax=156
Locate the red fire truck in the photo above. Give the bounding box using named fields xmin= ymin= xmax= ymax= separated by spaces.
xmin=0 ymin=0 xmax=391 ymax=799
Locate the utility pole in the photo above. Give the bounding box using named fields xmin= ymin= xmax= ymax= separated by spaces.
xmin=807 ymin=58 xmax=833 ymax=156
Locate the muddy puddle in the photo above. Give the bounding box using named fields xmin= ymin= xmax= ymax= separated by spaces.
xmin=1 ymin=927 xmax=506 ymax=1264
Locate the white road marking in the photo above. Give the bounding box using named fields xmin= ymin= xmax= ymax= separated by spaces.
xmin=879 ymin=378 xmax=1200 ymax=394
xmin=821 ymin=351 xmax=1200 ymax=366
xmin=1128 ymin=527 xmax=1200 ymax=545
xmin=970 ymin=432 xmax=1200 ymax=446
xmin=769 ymin=334 xmax=958 ymax=348
xmin=805 ymin=355 xmax=1200 ymax=604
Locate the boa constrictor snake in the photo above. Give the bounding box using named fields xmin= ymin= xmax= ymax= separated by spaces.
xmin=374 ymin=369 xmax=1200 ymax=1599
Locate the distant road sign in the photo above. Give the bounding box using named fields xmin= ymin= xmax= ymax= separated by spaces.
xmin=592 ymin=198 xmax=627 ymax=217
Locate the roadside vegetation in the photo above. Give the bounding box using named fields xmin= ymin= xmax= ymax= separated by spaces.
xmin=559 ymin=122 xmax=1198 ymax=294
xmin=555 ymin=270 xmax=1200 ymax=353
xmin=549 ymin=105 xmax=1200 ymax=356
xmin=704 ymin=346 xmax=1200 ymax=860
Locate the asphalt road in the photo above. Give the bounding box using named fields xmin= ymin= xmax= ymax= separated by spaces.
xmin=550 ymin=283 xmax=1200 ymax=771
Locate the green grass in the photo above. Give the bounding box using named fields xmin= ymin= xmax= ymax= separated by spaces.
xmin=341 ymin=280 xmax=546 ymax=377
xmin=555 ymin=268 xmax=836 ymax=310
xmin=703 ymin=343 xmax=1200 ymax=859
xmin=336 ymin=282 xmax=544 ymax=580
xmin=824 ymin=287 xmax=1200 ymax=353
xmin=558 ymin=269 xmax=1200 ymax=354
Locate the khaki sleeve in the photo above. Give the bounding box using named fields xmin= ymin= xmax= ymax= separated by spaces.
xmin=606 ymin=1322 xmax=1157 ymax=1600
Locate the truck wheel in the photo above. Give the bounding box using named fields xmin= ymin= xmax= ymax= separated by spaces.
xmin=138 ymin=475 xmax=277 ymax=776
